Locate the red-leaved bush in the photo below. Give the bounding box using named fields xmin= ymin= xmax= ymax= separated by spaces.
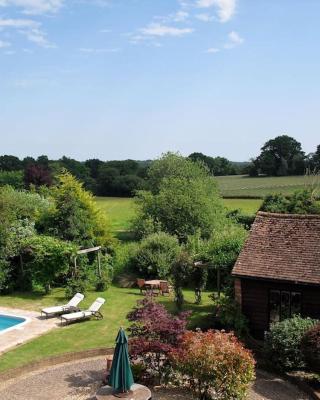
xmin=127 ymin=296 xmax=190 ymax=384
xmin=301 ymin=323 xmax=320 ymax=373
xmin=170 ymin=330 xmax=255 ymax=400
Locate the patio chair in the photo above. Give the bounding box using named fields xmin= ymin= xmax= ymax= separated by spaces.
xmin=60 ymin=297 xmax=106 ymax=325
xmin=41 ymin=293 xmax=84 ymax=319
xmin=137 ymin=278 xmax=147 ymax=294
xmin=160 ymin=281 xmax=171 ymax=296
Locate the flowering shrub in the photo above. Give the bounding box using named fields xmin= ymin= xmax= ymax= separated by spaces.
xmin=170 ymin=330 xmax=255 ymax=400
xmin=301 ymin=323 xmax=320 ymax=373
xmin=127 ymin=296 xmax=190 ymax=384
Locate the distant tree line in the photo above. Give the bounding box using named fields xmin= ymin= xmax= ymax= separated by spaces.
xmin=0 ymin=135 xmax=318 ymax=195
xmin=248 ymin=135 xmax=320 ymax=177
xmin=0 ymin=153 xmax=246 ymax=196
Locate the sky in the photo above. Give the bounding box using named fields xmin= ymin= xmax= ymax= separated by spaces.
xmin=0 ymin=0 xmax=319 ymax=161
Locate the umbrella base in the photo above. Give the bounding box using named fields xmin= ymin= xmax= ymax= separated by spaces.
xmin=96 ymin=384 xmax=151 ymax=400
xmin=113 ymin=390 xmax=134 ymax=398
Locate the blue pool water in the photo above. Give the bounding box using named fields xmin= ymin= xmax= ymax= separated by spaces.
xmin=0 ymin=314 xmax=26 ymax=332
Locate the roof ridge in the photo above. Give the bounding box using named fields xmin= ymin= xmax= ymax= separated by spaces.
xmin=257 ymin=211 xmax=320 ymax=220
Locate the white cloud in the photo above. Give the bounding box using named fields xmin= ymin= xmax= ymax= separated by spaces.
xmin=79 ymin=47 xmax=120 ymax=54
xmin=0 ymin=0 xmax=63 ymax=15
xmin=23 ymin=27 xmax=56 ymax=48
xmin=228 ymin=30 xmax=243 ymax=44
xmin=0 ymin=39 xmax=11 ymax=47
xmin=196 ymin=13 xmax=214 ymax=22
xmin=0 ymin=18 xmax=38 ymax=28
xmin=196 ymin=0 xmax=236 ymax=22
xmin=0 ymin=18 xmax=55 ymax=48
xmin=224 ymin=30 xmax=244 ymax=48
xmin=206 ymin=47 xmax=219 ymax=53
xmin=140 ymin=23 xmax=194 ymax=37
xmin=100 ymin=28 xmax=111 ymax=34
xmin=172 ymin=10 xmax=189 ymax=22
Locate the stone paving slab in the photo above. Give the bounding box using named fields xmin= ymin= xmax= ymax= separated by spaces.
xmin=0 ymin=357 xmax=312 ymax=400
xmin=0 ymin=307 xmax=58 ymax=354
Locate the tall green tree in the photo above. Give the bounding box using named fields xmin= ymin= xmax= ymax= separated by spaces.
xmin=255 ymin=135 xmax=305 ymax=176
xmin=188 ymin=152 xmax=237 ymax=176
xmin=40 ymin=172 xmax=112 ymax=247
xmin=0 ymin=155 xmax=22 ymax=171
xmin=311 ymin=145 xmax=320 ymax=171
xmin=133 ymin=153 xmax=226 ymax=242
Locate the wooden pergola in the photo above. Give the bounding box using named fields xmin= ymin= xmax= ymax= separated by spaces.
xmin=74 ymin=246 xmax=102 ymax=277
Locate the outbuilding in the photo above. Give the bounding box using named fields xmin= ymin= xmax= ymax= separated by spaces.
xmin=232 ymin=211 xmax=320 ymax=339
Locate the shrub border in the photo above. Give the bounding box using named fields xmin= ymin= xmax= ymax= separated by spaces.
xmin=0 ymin=347 xmax=113 ymax=382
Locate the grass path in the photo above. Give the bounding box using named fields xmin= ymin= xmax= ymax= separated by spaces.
xmin=0 ymin=286 xmax=212 ymax=372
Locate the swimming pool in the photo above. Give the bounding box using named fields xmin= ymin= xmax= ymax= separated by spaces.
xmin=0 ymin=314 xmax=27 ymax=333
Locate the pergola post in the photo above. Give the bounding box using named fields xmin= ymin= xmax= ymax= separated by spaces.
xmin=97 ymin=250 xmax=102 ymax=278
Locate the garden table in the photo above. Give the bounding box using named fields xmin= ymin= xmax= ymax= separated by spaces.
xmin=144 ymin=280 xmax=161 ymax=288
xmin=144 ymin=280 xmax=169 ymax=296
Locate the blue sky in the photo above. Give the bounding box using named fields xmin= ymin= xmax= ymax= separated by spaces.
xmin=0 ymin=0 xmax=319 ymax=161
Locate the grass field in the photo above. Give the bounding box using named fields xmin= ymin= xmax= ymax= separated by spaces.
xmin=95 ymin=197 xmax=136 ymax=233
xmin=0 ymin=286 xmax=212 ymax=372
xmin=95 ymin=197 xmax=261 ymax=235
xmin=95 ymin=175 xmax=318 ymax=234
xmin=223 ymin=198 xmax=262 ymax=214
xmin=216 ymin=174 xmax=317 ymax=197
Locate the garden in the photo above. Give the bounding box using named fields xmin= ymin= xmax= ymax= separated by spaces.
xmin=1 ymin=153 xmax=320 ymax=399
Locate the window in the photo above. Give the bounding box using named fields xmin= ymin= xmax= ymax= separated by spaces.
xmin=269 ymin=290 xmax=302 ymax=325
xmin=269 ymin=290 xmax=280 ymax=324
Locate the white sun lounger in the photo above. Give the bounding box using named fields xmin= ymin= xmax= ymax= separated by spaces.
xmin=41 ymin=293 xmax=84 ymax=318
xmin=60 ymin=297 xmax=106 ymax=325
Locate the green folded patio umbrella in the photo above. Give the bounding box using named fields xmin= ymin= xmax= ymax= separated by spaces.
xmin=109 ymin=328 xmax=134 ymax=396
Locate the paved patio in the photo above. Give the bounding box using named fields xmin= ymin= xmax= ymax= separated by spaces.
xmin=0 ymin=357 xmax=311 ymax=400
xmin=0 ymin=307 xmax=58 ymax=354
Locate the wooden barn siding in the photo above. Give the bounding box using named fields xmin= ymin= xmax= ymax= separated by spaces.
xmin=240 ymin=278 xmax=320 ymax=337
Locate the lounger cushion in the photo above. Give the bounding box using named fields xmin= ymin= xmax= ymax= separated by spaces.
xmin=42 ymin=305 xmax=65 ymax=314
xmin=88 ymin=297 xmax=105 ymax=312
xmin=61 ymin=311 xmax=93 ymax=320
xmin=67 ymin=293 xmax=84 ymax=308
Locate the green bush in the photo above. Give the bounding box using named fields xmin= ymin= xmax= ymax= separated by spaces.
xmin=65 ymin=277 xmax=87 ymax=299
xmin=112 ymin=242 xmax=139 ymax=278
xmin=0 ymin=171 xmax=24 ymax=189
xmin=264 ymin=315 xmax=317 ymax=371
xmin=301 ymin=324 xmax=320 ymax=373
xmin=93 ymin=254 xmax=113 ymax=292
xmin=260 ymin=190 xmax=320 ymax=215
xmin=211 ymin=295 xmax=249 ymax=338
xmin=133 ymin=232 xmax=180 ymax=279
xmin=20 ymin=235 xmax=77 ymax=293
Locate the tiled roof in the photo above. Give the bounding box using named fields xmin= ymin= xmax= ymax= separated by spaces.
xmin=232 ymin=211 xmax=320 ymax=285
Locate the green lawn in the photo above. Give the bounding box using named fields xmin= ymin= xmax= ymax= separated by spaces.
xmin=216 ymin=174 xmax=316 ymax=197
xmin=0 ymin=286 xmax=212 ymax=372
xmin=95 ymin=197 xmax=136 ymax=233
xmin=223 ymin=198 xmax=262 ymax=214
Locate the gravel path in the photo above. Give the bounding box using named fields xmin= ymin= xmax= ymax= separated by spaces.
xmin=0 ymin=358 xmax=311 ymax=400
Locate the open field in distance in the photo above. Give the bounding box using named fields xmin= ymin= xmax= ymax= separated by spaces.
xmin=95 ymin=175 xmax=319 ymax=234
xmin=216 ymin=174 xmax=318 ymax=197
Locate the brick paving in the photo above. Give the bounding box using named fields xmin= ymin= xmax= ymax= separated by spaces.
xmin=0 ymin=357 xmax=311 ymax=400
